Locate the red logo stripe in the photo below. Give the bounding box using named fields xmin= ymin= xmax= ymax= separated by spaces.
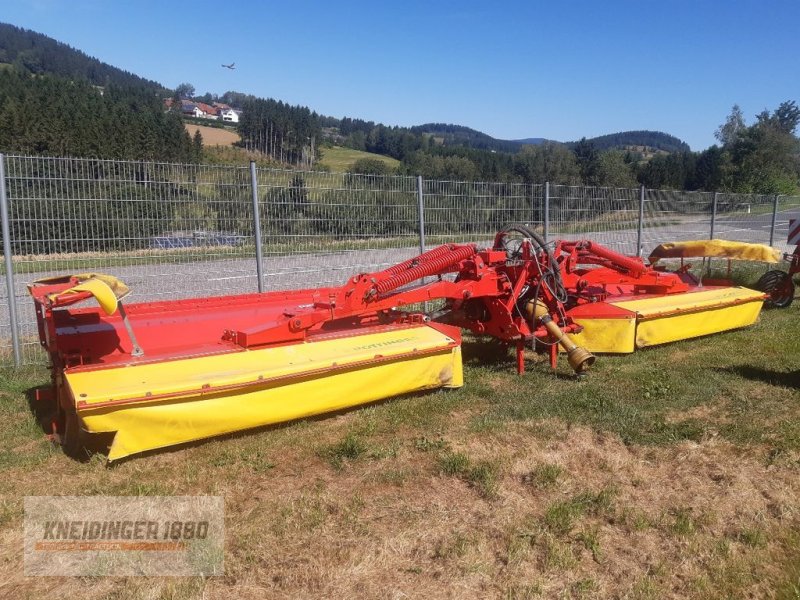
xmin=789 ymin=219 xmax=800 ymax=245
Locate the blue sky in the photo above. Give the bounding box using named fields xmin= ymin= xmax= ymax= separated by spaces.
xmin=4 ymin=0 xmax=800 ymax=150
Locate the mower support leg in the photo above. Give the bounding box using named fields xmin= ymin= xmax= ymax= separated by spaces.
xmin=516 ymin=339 xmax=525 ymax=375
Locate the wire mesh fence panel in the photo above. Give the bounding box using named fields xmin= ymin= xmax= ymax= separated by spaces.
xmin=256 ymin=169 xmax=420 ymax=291
xmin=1 ymin=152 xmax=797 ymax=365
xmin=1 ymin=155 xmax=257 ymax=363
xmin=423 ymin=179 xmax=541 ymax=248
xmin=0 ymin=286 xmax=15 ymax=364
xmin=641 ymin=189 xmax=715 ymax=254
xmin=711 ymin=193 xmax=781 ymax=248
xmin=775 ymin=195 xmax=800 ymax=252
xmin=550 ymin=185 xmax=641 ymax=254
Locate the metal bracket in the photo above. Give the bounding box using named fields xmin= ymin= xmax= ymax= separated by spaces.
xmin=117 ymin=302 xmax=144 ymax=357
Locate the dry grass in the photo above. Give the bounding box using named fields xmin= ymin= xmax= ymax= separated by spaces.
xmin=0 ymin=304 xmax=799 ymax=598
xmin=184 ymin=124 xmax=240 ymax=147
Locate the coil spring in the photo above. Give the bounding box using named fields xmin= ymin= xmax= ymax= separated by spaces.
xmin=375 ymin=244 xmax=461 ymax=278
xmin=375 ymin=244 xmax=477 ymax=295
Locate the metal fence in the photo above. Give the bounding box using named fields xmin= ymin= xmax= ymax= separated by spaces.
xmin=1 ymin=153 xmax=799 ymax=365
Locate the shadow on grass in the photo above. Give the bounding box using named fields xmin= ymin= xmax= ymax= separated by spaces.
xmin=461 ymin=338 xmax=513 ymax=369
xmin=25 ymin=385 xmax=57 ymax=436
xmin=45 ymin=383 xmax=457 ymax=467
xmin=25 ymin=384 xmax=116 ymax=462
xmin=720 ymin=365 xmax=800 ymax=389
xmin=460 ymin=338 xmax=579 ymax=378
xmin=20 ymin=340 xmax=522 ymax=466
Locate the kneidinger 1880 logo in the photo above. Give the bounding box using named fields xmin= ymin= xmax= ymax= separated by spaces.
xmin=38 ymin=517 xmax=209 ymax=550
xmin=25 ymin=496 xmax=224 ymax=576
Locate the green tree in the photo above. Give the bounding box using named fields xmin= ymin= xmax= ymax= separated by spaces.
xmin=715 ymin=104 xmax=745 ymax=147
xmin=400 ymin=152 xmax=481 ymax=180
xmin=760 ymin=100 xmax=800 ymax=134
xmin=263 ymin=175 xmax=310 ymax=235
xmin=288 ymin=174 xmax=309 ymax=207
xmin=596 ymin=150 xmax=637 ymax=188
xmin=350 ymin=158 xmax=391 ymax=175
xmin=175 ymin=82 xmax=195 ymax=99
xmin=192 ymin=129 xmax=204 ymax=162
xmin=720 ymin=101 xmax=800 ymax=193
xmin=692 ymin=145 xmax=727 ymax=191
xmin=637 ymin=152 xmax=697 ymax=190
xmin=512 ymin=143 xmax=581 ymax=184
xmin=573 ymin=138 xmax=600 ymax=185
xmin=345 ymin=130 xmax=367 ymax=151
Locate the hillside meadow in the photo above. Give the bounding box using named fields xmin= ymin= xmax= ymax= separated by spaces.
xmin=319 ymin=145 xmax=401 ymax=173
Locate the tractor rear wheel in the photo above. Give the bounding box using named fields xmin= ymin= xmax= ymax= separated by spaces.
xmin=756 ymin=270 xmax=795 ymax=308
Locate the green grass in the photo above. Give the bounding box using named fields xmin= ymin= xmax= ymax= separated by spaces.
xmin=522 ymin=463 xmax=563 ymax=489
xmin=544 ymin=487 xmax=617 ymax=535
xmin=576 ymin=528 xmax=603 ymax=563
xmin=669 ymin=507 xmax=701 ymax=536
xmin=736 ymin=527 xmax=767 ymax=548
xmin=319 ymin=432 xmax=368 ymax=469
xmin=455 ymin=305 xmax=800 ymax=451
xmin=318 ymin=145 xmax=401 ymax=172
xmin=437 ymin=450 xmax=501 ymax=498
xmin=720 ymin=196 xmax=800 ymax=218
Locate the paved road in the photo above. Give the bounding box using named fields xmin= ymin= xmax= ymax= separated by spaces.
xmin=3 ymin=207 xmax=798 ymax=362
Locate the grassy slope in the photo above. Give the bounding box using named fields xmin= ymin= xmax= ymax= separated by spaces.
xmin=0 ymin=302 xmax=799 ymax=598
xmin=318 ymin=145 xmax=401 ymax=172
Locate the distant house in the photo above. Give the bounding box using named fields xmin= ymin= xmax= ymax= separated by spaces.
xmin=183 ymin=103 xmax=204 ymax=118
xmin=164 ymin=98 xmax=203 ymax=117
xmin=163 ymin=98 xmax=242 ymax=121
xmin=194 ymin=101 xmax=219 ymax=119
xmin=220 ymin=108 xmax=239 ymax=123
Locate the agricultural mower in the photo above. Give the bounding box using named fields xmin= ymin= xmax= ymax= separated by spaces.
xmin=29 ymin=225 xmax=768 ymax=461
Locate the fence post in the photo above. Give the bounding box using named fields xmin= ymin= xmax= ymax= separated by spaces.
xmin=249 ymin=161 xmax=265 ymax=293
xmin=0 ymin=154 xmax=21 ymax=367
xmin=769 ymin=194 xmax=780 ymax=247
xmin=543 ymin=182 xmax=550 ymax=243
xmin=416 ymin=175 xmax=426 ymax=254
xmin=637 ymin=185 xmax=646 ymax=257
xmin=710 ymin=192 xmax=719 ymax=240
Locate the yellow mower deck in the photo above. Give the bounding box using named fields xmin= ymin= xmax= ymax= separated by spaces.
xmin=67 ymin=325 xmax=463 ymax=461
xmin=568 ymin=286 xmax=765 ymax=353
xmin=32 ymin=237 xmax=772 ymax=462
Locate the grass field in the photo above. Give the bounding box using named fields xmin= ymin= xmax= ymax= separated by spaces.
xmin=1 ymin=303 xmax=799 ymax=598
xmin=318 ymin=145 xmax=401 ymax=172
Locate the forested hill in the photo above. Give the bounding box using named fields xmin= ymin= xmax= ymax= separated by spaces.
xmin=568 ymin=131 xmax=691 ymax=153
xmin=405 ymin=124 xmax=689 ymax=154
xmin=0 ymin=69 xmax=197 ymax=161
xmin=408 ymin=123 xmax=527 ymax=153
xmin=0 ymin=23 xmax=165 ymax=91
xmin=0 ymin=25 xmax=195 ymax=161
